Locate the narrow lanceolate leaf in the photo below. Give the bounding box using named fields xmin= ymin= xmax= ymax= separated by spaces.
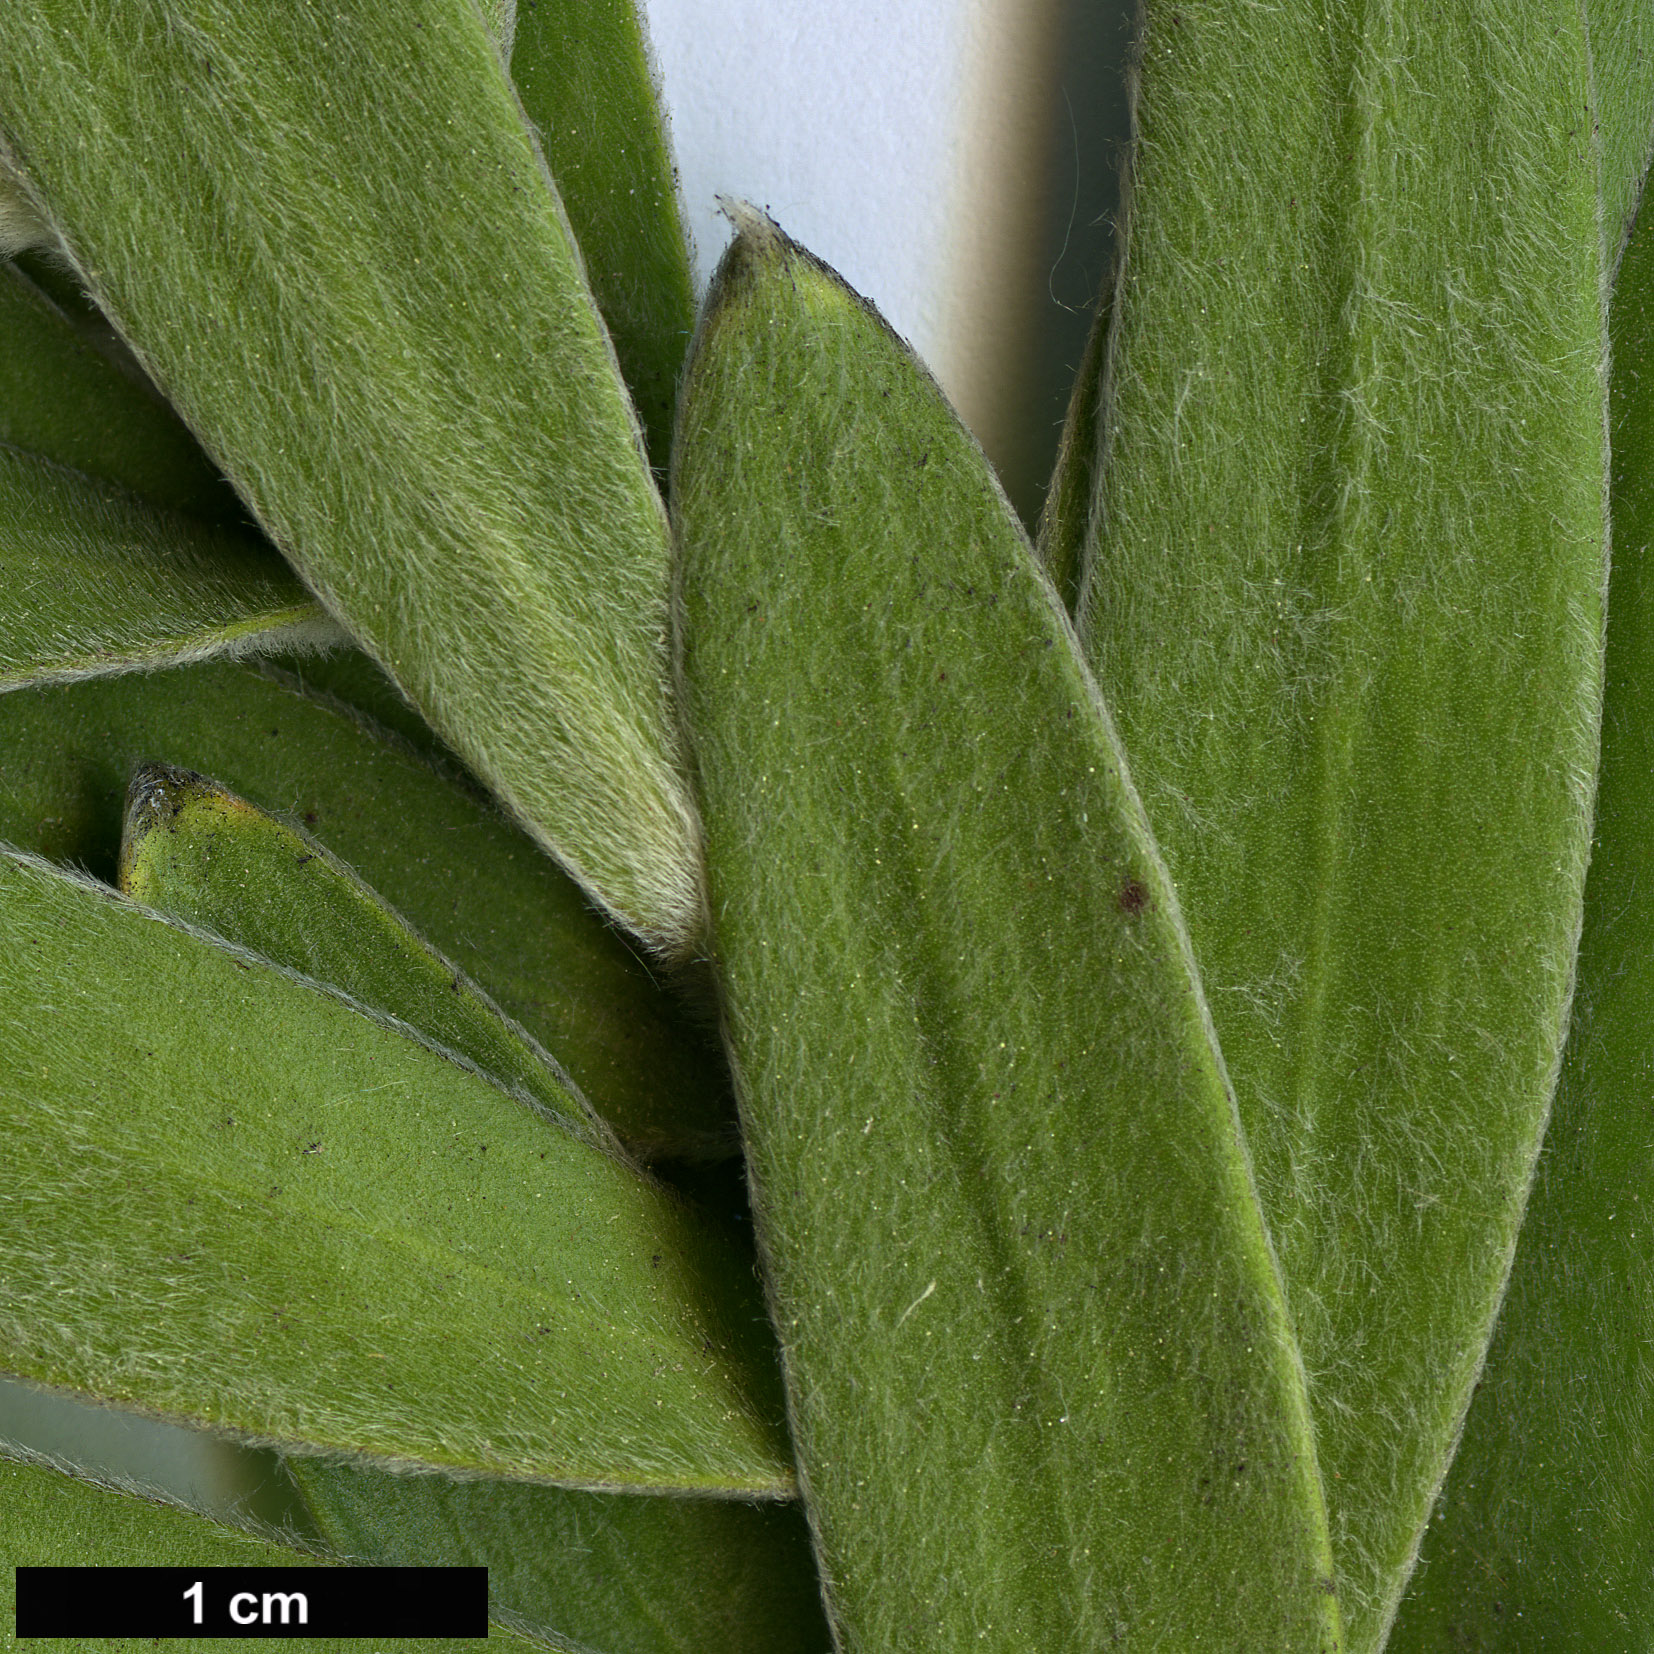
xmin=0 ymin=1449 xmax=553 ymax=1652
xmin=0 ymin=224 xmax=326 ymax=685
xmin=510 ymin=0 xmax=696 ymax=474
xmin=0 ymin=662 xmax=735 ymax=1162
xmin=1072 ymin=5 xmax=1606 ymax=1642
xmin=0 ymin=444 xmax=336 ymax=689
xmin=674 ymin=216 xmax=1340 ymax=1652
xmin=1034 ymin=276 xmax=1110 ymax=617
xmin=119 ymin=762 xmax=611 ymax=1151
xmin=0 ymin=0 xmax=703 ymax=954
xmin=0 ymin=256 xmax=241 ymax=522
xmin=289 ymin=1456 xmax=830 ymax=1654
xmin=0 ymin=850 xmax=789 ymax=1494
xmin=1386 ymin=177 xmax=1654 ymax=1654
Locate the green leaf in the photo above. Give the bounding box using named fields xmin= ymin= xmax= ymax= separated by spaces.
xmin=0 ymin=1447 xmax=554 ymax=1651
xmin=118 ymin=760 xmax=615 ymax=1151
xmin=0 ymin=661 xmax=735 ymax=1162
xmin=1069 ymin=5 xmax=1607 ymax=1641
xmin=1383 ymin=156 xmax=1654 ymax=1654
xmin=673 ymin=213 xmax=1340 ymax=1651
xmin=288 ymin=1455 xmax=830 ymax=1654
xmin=1034 ymin=276 xmax=1109 ymax=618
xmin=0 ymin=163 xmax=50 ymax=257
xmin=0 ymin=847 xmax=790 ymax=1494
xmin=0 ymin=257 xmax=241 ymax=522
xmin=255 ymin=645 xmax=457 ymax=767
xmin=0 ymin=0 xmax=702 ymax=953
xmin=0 ymin=213 xmax=334 ymax=690
xmin=118 ymin=760 xmax=611 ymax=1149
xmin=1587 ymin=0 xmax=1654 ymax=266
xmin=509 ymin=0 xmax=696 ymax=475
xmin=0 ymin=444 xmax=336 ymax=691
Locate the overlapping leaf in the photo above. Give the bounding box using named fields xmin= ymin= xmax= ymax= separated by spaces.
xmin=289 ymin=1455 xmax=830 ymax=1653
xmin=0 ymin=208 xmax=344 ymax=684
xmin=0 ymin=252 xmax=336 ymax=685
xmin=509 ymin=0 xmax=696 ymax=472
xmin=0 ymin=0 xmax=703 ymax=952
xmin=119 ymin=761 xmax=609 ymax=1149
xmin=1035 ymin=279 xmax=1109 ymax=617
xmin=1385 ymin=152 xmax=1654 ymax=1654
xmin=674 ymin=213 xmax=1340 ymax=1651
xmin=0 ymin=848 xmax=789 ymax=1493
xmin=0 ymin=257 xmax=239 ymax=521
xmin=0 ymin=445 xmax=336 ymax=692
xmin=1050 ymin=4 xmax=1607 ymax=1639
xmin=0 ymin=662 xmax=734 ymax=1161
xmin=1587 ymin=0 xmax=1654 ymax=266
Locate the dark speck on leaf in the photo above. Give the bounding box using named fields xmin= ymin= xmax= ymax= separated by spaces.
xmin=303 ymin=811 xmax=318 ymax=825
xmin=1116 ymin=878 xmax=1151 ymax=916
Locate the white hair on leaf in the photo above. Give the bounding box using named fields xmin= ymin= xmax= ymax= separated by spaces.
xmin=0 ymin=161 xmax=53 ymax=259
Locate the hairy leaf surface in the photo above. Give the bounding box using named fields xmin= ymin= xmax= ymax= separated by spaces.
xmin=0 ymin=257 xmax=239 ymax=522
xmin=674 ymin=215 xmax=1340 ymax=1652
xmin=1385 ymin=166 xmax=1654 ymax=1654
xmin=119 ymin=761 xmax=609 ymax=1150
xmin=1034 ymin=279 xmax=1110 ymax=617
xmin=509 ymin=0 xmax=695 ymax=473
xmin=0 ymin=446 xmax=335 ymax=691
xmin=289 ymin=1456 xmax=829 ymax=1653
xmin=1064 ymin=5 xmax=1606 ymax=1639
xmin=0 ymin=849 xmax=789 ymax=1494
xmin=255 ymin=646 xmax=457 ymax=767
xmin=0 ymin=662 xmax=734 ymax=1161
xmin=0 ymin=241 xmax=333 ymax=690
xmin=0 ymin=0 xmax=703 ymax=952
xmin=1588 ymin=0 xmax=1654 ymax=267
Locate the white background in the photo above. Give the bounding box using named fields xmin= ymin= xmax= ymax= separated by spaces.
xmin=644 ymin=0 xmax=1129 ymax=521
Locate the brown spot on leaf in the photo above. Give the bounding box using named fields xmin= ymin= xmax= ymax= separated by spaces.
xmin=1115 ymin=877 xmax=1151 ymax=916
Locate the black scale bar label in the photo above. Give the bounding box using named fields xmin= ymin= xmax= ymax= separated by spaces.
xmin=14 ymin=1566 xmax=489 ymax=1638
